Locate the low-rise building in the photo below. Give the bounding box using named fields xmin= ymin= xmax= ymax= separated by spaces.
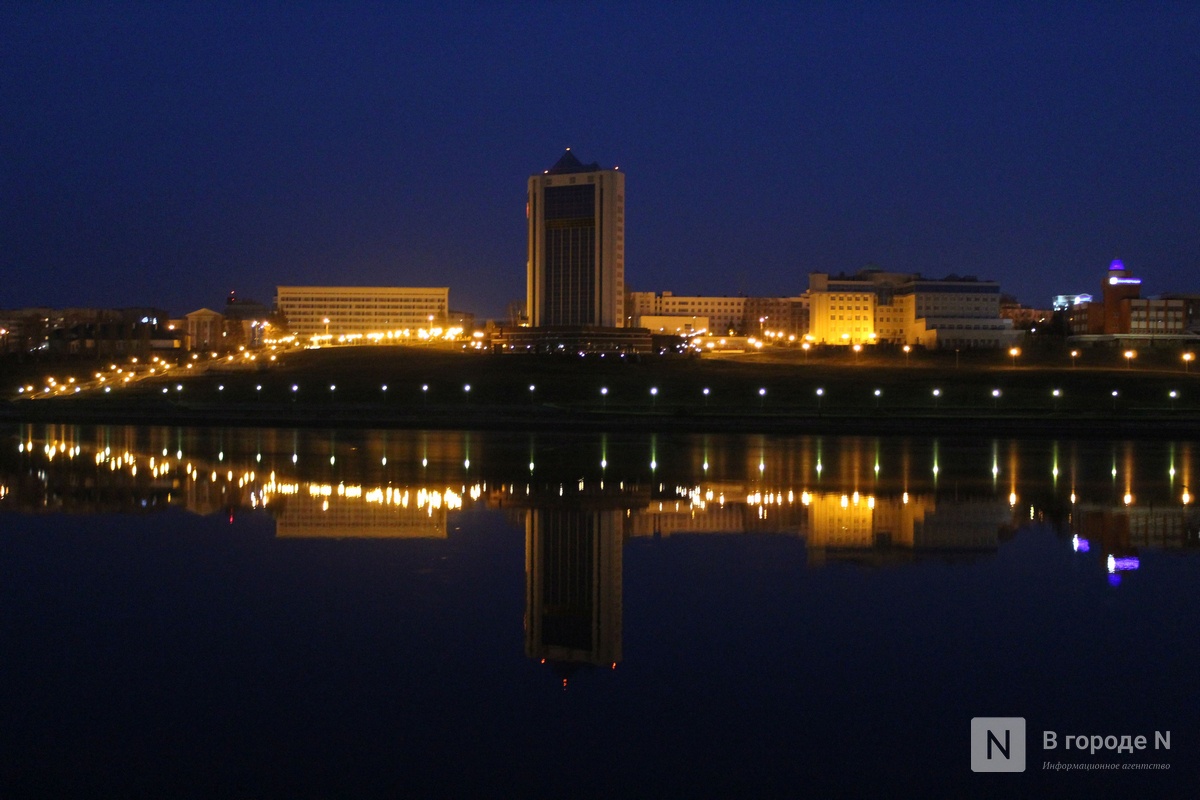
xmin=275 ymin=286 xmax=450 ymax=340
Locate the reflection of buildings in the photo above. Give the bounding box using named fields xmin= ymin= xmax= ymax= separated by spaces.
xmin=525 ymin=509 xmax=623 ymax=672
xmin=274 ymin=493 xmax=448 ymax=539
xmin=1072 ymin=504 xmax=1199 ymax=555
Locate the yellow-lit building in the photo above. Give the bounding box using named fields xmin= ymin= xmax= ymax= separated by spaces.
xmin=275 ymin=286 xmax=449 ymax=339
xmin=807 ymin=270 xmax=1018 ymax=348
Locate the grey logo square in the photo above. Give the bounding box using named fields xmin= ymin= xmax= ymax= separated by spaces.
xmin=971 ymin=717 xmax=1026 ymax=772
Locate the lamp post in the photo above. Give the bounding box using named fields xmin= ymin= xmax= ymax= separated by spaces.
xmin=650 ymin=387 xmax=658 ymax=408
xmin=758 ymin=387 xmax=767 ymax=409
xmin=421 ymin=384 xmax=428 ymax=405
xmin=903 ymin=345 xmax=911 ymax=366
xmin=815 ymin=387 xmax=824 ymax=412
xmin=853 ymin=343 xmax=862 ymax=364
xmin=1123 ymin=349 xmax=1136 ymax=370
xmin=992 ymin=388 xmax=1001 ymax=408
xmin=1009 ymin=347 xmax=1020 ymax=368
xmin=1169 ymin=390 xmax=1178 ymax=411
xmin=1070 ymin=349 xmax=1079 ymax=369
xmin=932 ymin=388 xmax=941 ymax=408
xmin=1052 ymin=388 xmax=1061 ymax=410
xmin=802 ymin=342 xmax=811 ymax=363
xmin=1184 ymin=352 xmax=1194 ymax=373
xmin=600 ymin=386 xmax=608 ymax=409
xmin=1111 ymin=390 xmax=1119 ymax=411
xmin=874 ymin=388 xmax=882 ymax=408
xmin=529 ymin=384 xmax=536 ymax=404
xmin=702 ymin=387 xmax=710 ymax=407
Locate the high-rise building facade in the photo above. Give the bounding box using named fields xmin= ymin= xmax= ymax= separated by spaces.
xmin=527 ymin=150 xmax=625 ymax=328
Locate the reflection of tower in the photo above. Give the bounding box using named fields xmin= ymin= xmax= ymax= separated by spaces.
xmin=525 ymin=509 xmax=623 ymax=671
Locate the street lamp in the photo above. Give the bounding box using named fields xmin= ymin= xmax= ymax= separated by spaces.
xmin=1111 ymin=390 xmax=1119 ymax=411
xmin=1169 ymin=390 xmax=1178 ymax=411
xmin=852 ymin=343 xmax=862 ymax=364
xmin=815 ymin=387 xmax=824 ymax=412
xmin=422 ymin=384 xmax=428 ymax=404
xmin=758 ymin=387 xmax=767 ymax=408
xmin=873 ymin=388 xmax=882 ymax=408
xmin=1123 ymin=349 xmax=1136 ymax=369
xmin=1008 ymin=347 xmax=1020 ymax=368
xmin=992 ymin=388 xmax=1001 ymax=408
xmin=1052 ymin=388 xmax=1061 ymax=410
xmin=702 ymin=387 xmax=710 ymax=406
xmin=902 ymin=345 xmax=911 ymax=366
xmin=1070 ymin=349 xmax=1079 ymax=369
xmin=1184 ymin=352 xmax=1194 ymax=373
xmin=932 ymin=388 xmax=941 ymax=408
xmin=650 ymin=386 xmax=658 ymax=407
xmin=600 ymin=386 xmax=608 ymax=409
xmin=801 ymin=342 xmax=811 ymax=363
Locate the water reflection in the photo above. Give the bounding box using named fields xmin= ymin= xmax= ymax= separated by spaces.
xmin=3 ymin=424 xmax=1198 ymax=674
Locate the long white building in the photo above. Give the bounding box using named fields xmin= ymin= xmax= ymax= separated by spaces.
xmin=275 ymin=286 xmax=449 ymax=339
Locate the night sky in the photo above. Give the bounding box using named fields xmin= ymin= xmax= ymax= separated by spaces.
xmin=3 ymin=3 xmax=1198 ymax=319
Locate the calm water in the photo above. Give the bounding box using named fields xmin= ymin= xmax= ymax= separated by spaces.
xmin=1 ymin=424 xmax=1197 ymax=798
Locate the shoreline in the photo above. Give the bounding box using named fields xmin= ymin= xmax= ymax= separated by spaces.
xmin=3 ymin=400 xmax=1197 ymax=440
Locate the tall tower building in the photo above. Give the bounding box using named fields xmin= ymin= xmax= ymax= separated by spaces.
xmin=527 ymin=149 xmax=625 ymax=328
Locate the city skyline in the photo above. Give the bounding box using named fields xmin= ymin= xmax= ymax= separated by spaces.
xmin=3 ymin=4 xmax=1198 ymax=318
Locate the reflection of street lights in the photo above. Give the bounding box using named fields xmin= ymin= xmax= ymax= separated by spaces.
xmin=1184 ymin=352 xmax=1194 ymax=373
xmin=1123 ymin=349 xmax=1136 ymax=369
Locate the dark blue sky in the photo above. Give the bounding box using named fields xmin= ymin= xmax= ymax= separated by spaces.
xmin=3 ymin=2 xmax=1198 ymax=318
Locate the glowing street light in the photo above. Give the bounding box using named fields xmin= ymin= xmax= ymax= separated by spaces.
xmin=1008 ymin=347 xmax=1021 ymax=368
xmin=815 ymin=387 xmax=824 ymax=411
xmin=1184 ymin=352 xmax=1194 ymax=373
xmin=1111 ymin=389 xmax=1119 ymax=410
xmin=702 ymin=387 xmax=710 ymax=406
xmin=902 ymin=345 xmax=911 ymax=366
xmin=1052 ymin=388 xmax=1061 ymax=410
xmin=873 ymin=388 xmax=882 ymax=408
xmin=422 ymin=384 xmax=428 ymax=404
xmin=992 ymin=388 xmax=1001 ymax=408
xmin=1070 ymin=349 xmax=1080 ymax=369
xmin=801 ymin=342 xmax=811 ymax=363
xmin=852 ymin=343 xmax=862 ymax=364
xmin=932 ymin=388 xmax=942 ymax=408
xmin=600 ymin=386 xmax=608 ymax=409
xmin=1123 ymin=349 xmax=1136 ymax=369
xmin=650 ymin=386 xmax=658 ymax=407
xmin=758 ymin=387 xmax=767 ymax=408
xmin=1169 ymin=390 xmax=1178 ymax=410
